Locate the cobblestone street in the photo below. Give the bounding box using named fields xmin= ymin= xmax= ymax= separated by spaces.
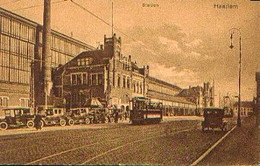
xmin=0 ymin=118 xmax=233 ymax=165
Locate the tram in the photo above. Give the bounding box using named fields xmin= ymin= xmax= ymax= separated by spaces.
xmin=130 ymin=97 xmax=163 ymax=124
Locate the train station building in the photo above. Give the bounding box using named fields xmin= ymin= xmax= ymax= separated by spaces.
xmin=52 ymin=34 xmax=198 ymax=116
xmin=0 ymin=7 xmax=213 ymax=116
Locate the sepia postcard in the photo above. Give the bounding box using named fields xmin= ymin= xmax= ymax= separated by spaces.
xmin=0 ymin=0 xmax=259 ymax=165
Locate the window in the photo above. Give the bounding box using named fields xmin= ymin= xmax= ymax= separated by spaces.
xmin=1 ymin=34 xmax=10 ymax=51
xmin=0 ymin=97 xmax=9 ymax=107
xmin=72 ymin=74 xmax=77 ymax=85
xmin=77 ymin=59 xmax=81 ymax=66
xmin=83 ymin=73 xmax=88 ymax=85
xmin=77 ymin=74 xmax=82 ymax=85
xmin=92 ymin=74 xmax=97 ymax=85
xmin=127 ymin=77 xmax=130 ymax=89
xmin=2 ymin=17 xmax=10 ymax=34
xmin=123 ymin=76 xmax=126 ymax=88
xmin=77 ymin=58 xmax=93 ymax=66
xmin=71 ymin=73 xmax=84 ymax=85
xmin=117 ymin=75 xmax=121 ymax=87
xmin=28 ymin=27 xmax=35 ymax=43
xmin=136 ymin=83 xmax=139 ymax=93
xmin=98 ymin=74 xmax=103 ymax=85
xmin=140 ymin=83 xmax=143 ymax=94
xmin=5 ymin=110 xmax=11 ymax=116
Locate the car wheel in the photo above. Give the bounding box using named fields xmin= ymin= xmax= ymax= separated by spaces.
xmin=40 ymin=120 xmax=45 ymax=128
xmin=85 ymin=118 xmax=91 ymax=124
xmin=59 ymin=119 xmax=66 ymax=126
xmin=109 ymin=117 xmax=114 ymax=123
xmin=68 ymin=119 xmax=74 ymax=126
xmin=0 ymin=122 xmax=8 ymax=130
xmin=27 ymin=120 xmax=35 ymax=128
xmin=104 ymin=117 xmax=109 ymax=123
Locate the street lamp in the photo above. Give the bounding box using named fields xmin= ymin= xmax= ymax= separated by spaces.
xmin=229 ymin=28 xmax=242 ymax=127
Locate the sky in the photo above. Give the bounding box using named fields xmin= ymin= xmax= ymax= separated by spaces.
xmin=1 ymin=0 xmax=259 ymax=105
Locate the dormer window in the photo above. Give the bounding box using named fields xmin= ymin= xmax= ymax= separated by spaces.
xmin=77 ymin=58 xmax=93 ymax=66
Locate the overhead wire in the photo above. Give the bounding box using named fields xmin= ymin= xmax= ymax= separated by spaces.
xmin=12 ymin=0 xmax=68 ymax=11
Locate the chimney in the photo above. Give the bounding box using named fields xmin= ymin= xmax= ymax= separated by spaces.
xmin=42 ymin=0 xmax=52 ymax=108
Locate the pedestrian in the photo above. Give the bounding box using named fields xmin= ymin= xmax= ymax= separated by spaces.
xmin=34 ymin=113 xmax=43 ymax=130
xmin=114 ymin=109 xmax=119 ymax=123
xmin=124 ymin=111 xmax=128 ymax=120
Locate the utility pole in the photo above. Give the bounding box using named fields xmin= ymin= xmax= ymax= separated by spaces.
xmin=229 ymin=28 xmax=242 ymax=127
xmin=42 ymin=0 xmax=52 ymax=109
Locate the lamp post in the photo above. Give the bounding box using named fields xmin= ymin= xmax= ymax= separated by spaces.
xmin=229 ymin=28 xmax=242 ymax=127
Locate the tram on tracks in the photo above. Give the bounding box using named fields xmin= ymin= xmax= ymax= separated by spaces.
xmin=129 ymin=97 xmax=163 ymax=124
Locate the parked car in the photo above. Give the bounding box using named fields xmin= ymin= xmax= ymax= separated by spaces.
xmin=65 ymin=108 xmax=91 ymax=125
xmin=0 ymin=107 xmax=35 ymax=130
xmin=201 ymin=107 xmax=227 ymax=132
xmin=39 ymin=107 xmax=67 ymax=127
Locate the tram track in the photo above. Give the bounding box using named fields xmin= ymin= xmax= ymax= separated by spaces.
xmin=81 ymin=128 xmax=193 ymax=164
xmin=25 ymin=128 xmax=164 ymax=165
xmin=1 ymin=120 xmax=198 ymax=155
xmin=0 ymin=120 xmax=201 ymax=165
xmin=25 ymin=124 xmax=197 ymax=165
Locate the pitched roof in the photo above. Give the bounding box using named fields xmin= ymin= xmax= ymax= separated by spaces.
xmin=147 ymin=76 xmax=182 ymax=91
xmin=177 ymin=87 xmax=200 ymax=97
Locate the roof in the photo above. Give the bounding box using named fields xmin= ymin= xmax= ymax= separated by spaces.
xmin=147 ymin=76 xmax=182 ymax=91
xmin=177 ymin=87 xmax=201 ymax=97
xmin=54 ymin=49 xmax=107 ymax=74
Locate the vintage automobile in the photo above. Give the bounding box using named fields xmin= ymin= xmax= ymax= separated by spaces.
xmin=201 ymin=107 xmax=228 ymax=132
xmin=38 ymin=107 xmax=67 ymax=127
xmin=0 ymin=107 xmax=35 ymax=130
xmin=65 ymin=108 xmax=91 ymax=125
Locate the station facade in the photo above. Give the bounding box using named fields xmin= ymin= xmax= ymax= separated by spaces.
xmin=0 ymin=7 xmax=94 ymax=108
xmin=52 ymin=34 xmax=197 ymax=116
xmin=0 ymin=7 xmax=212 ymax=116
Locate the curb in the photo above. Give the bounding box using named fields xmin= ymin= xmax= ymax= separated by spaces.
xmin=190 ymin=125 xmax=237 ymax=166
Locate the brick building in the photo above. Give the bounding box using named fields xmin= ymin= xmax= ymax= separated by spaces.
xmin=53 ymin=34 xmax=196 ymax=115
xmin=0 ymin=7 xmax=94 ymax=108
xmin=176 ymin=82 xmax=215 ymax=115
xmin=0 ymin=7 xmax=203 ymax=116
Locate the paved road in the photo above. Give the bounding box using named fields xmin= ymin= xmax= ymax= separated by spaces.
xmin=0 ymin=117 xmax=231 ymax=165
xmin=0 ymin=116 xmax=203 ymax=136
